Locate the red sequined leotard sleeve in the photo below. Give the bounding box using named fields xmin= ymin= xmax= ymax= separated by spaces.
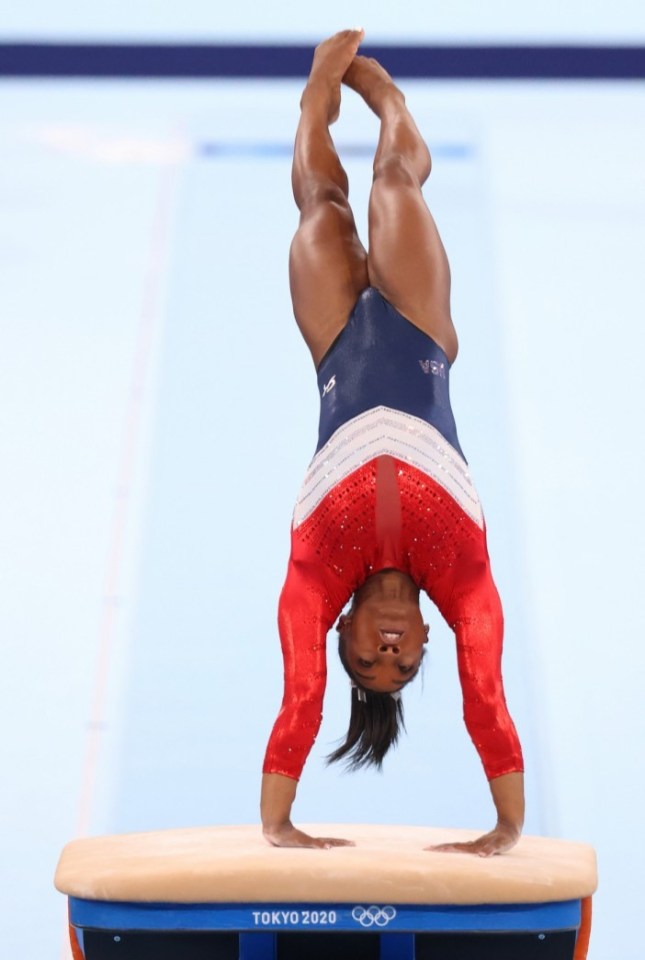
xmin=262 ymin=544 xmax=352 ymax=779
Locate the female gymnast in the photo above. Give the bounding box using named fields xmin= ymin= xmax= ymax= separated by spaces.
xmin=261 ymin=29 xmax=525 ymax=856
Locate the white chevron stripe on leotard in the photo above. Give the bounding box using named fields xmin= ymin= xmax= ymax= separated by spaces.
xmin=293 ymin=405 xmax=483 ymax=530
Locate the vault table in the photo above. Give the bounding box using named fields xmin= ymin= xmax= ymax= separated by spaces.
xmin=55 ymin=824 xmax=597 ymax=959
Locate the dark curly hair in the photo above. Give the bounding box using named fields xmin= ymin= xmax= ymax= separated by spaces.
xmin=327 ymin=630 xmax=424 ymax=770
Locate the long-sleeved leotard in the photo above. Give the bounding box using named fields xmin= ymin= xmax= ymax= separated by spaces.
xmin=263 ymin=289 xmax=523 ymax=782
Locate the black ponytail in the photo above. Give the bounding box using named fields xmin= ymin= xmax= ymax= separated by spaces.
xmin=327 ymin=683 xmax=404 ymax=770
xmin=326 ymin=635 xmax=406 ymax=770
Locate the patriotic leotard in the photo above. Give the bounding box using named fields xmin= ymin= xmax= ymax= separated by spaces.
xmin=263 ymin=288 xmax=523 ymax=782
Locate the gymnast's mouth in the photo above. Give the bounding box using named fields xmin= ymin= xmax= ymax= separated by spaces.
xmin=379 ymin=629 xmax=404 ymax=644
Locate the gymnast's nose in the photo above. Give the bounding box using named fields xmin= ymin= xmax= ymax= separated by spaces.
xmin=378 ymin=643 xmax=400 ymax=654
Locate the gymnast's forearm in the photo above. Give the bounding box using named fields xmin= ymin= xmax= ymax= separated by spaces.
xmin=260 ymin=772 xmax=297 ymax=836
xmin=261 ymin=773 xmax=355 ymax=849
xmin=489 ymin=771 xmax=525 ymax=838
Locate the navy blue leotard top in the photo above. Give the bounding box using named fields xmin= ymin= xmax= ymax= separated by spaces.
xmin=315 ymin=287 xmax=463 ymax=458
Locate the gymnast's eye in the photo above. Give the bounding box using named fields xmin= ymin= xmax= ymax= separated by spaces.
xmin=358 ymin=658 xmax=375 ymax=668
xmin=398 ymin=664 xmax=415 ymax=675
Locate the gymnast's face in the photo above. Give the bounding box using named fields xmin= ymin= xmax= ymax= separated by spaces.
xmin=340 ymin=599 xmax=429 ymax=694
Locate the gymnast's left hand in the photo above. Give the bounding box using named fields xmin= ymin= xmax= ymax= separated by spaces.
xmin=425 ymin=822 xmax=521 ymax=857
xmin=263 ymin=823 xmax=355 ymax=849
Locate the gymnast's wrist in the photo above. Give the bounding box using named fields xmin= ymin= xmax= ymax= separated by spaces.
xmin=261 ymin=809 xmax=293 ymax=832
xmin=262 ymin=820 xmax=294 ymax=842
xmin=495 ymin=817 xmax=523 ymax=840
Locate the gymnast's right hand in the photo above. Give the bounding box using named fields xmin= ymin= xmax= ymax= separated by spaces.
xmin=261 ymin=773 xmax=355 ymax=848
xmin=263 ymin=823 xmax=355 ymax=849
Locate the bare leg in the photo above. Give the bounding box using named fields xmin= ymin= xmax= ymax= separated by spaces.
xmin=289 ymin=30 xmax=369 ymax=368
xmin=343 ymin=57 xmax=458 ymax=363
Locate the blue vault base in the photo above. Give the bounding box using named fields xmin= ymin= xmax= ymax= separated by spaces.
xmin=69 ymin=896 xmax=583 ymax=959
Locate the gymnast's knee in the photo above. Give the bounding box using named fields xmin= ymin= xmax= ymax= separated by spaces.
xmin=296 ymin=178 xmax=350 ymax=214
xmin=372 ymin=153 xmax=422 ymax=189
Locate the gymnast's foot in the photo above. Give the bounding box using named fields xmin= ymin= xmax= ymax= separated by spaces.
xmin=301 ymin=29 xmax=365 ymax=124
xmin=342 ymin=55 xmax=405 ymax=117
xmin=344 ymin=54 xmax=432 ymax=181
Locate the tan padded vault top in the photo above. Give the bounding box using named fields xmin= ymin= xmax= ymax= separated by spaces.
xmin=55 ymin=824 xmax=597 ymax=906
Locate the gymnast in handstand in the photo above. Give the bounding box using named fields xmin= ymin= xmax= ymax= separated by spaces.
xmin=261 ymin=29 xmax=525 ymax=856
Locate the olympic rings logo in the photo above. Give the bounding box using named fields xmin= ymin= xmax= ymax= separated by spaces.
xmin=351 ymin=905 xmax=397 ymax=928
